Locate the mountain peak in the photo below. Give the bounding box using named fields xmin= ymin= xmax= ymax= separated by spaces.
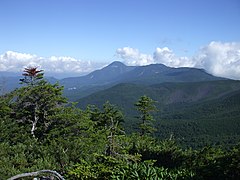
xmin=108 ymin=61 xmax=126 ymax=68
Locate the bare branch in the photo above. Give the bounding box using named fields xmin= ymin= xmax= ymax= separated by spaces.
xmin=7 ymin=170 xmax=65 ymax=180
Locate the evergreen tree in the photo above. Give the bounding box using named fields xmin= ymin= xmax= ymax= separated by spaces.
xmin=88 ymin=102 xmax=125 ymax=156
xmin=12 ymin=67 xmax=67 ymax=139
xmin=135 ymin=95 xmax=157 ymax=136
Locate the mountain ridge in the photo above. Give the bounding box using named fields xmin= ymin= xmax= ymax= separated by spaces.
xmin=61 ymin=61 xmax=225 ymax=89
xmin=59 ymin=61 xmax=226 ymax=100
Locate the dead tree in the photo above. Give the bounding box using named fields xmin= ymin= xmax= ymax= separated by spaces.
xmin=7 ymin=170 xmax=65 ymax=180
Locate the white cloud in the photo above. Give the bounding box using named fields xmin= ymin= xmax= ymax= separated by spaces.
xmin=153 ymin=47 xmax=195 ymax=67
xmin=194 ymin=41 xmax=240 ymax=79
xmin=0 ymin=51 xmax=37 ymax=71
xmin=116 ymin=47 xmax=153 ymax=66
xmin=116 ymin=47 xmax=194 ymax=68
xmin=0 ymin=51 xmax=105 ymax=77
xmin=116 ymin=41 xmax=240 ymax=80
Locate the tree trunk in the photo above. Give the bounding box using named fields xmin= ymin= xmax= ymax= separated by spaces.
xmin=31 ymin=105 xmax=39 ymax=137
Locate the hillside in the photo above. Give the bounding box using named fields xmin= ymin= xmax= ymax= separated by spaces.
xmin=115 ymin=64 xmax=224 ymax=84
xmin=76 ymin=80 xmax=240 ymax=148
xmin=76 ymin=80 xmax=240 ymax=109
xmin=156 ymin=88 xmax=240 ymax=148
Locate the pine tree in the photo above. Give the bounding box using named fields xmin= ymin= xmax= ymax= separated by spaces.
xmin=135 ymin=95 xmax=157 ymax=136
xmin=12 ymin=67 xmax=67 ymax=139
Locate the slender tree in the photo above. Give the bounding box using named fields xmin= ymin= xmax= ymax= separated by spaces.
xmin=12 ymin=67 xmax=67 ymax=139
xmin=135 ymin=95 xmax=157 ymax=136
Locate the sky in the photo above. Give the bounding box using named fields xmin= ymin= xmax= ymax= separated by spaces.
xmin=0 ymin=0 xmax=240 ymax=79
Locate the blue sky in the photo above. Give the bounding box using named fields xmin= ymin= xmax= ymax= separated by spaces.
xmin=0 ymin=0 xmax=240 ymax=79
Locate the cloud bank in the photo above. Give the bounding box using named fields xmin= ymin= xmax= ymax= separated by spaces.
xmin=116 ymin=47 xmax=153 ymax=66
xmin=116 ymin=41 xmax=240 ymax=80
xmin=195 ymin=42 xmax=240 ymax=80
xmin=0 ymin=51 xmax=105 ymax=77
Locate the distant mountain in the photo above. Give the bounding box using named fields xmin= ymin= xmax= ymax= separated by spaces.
xmin=61 ymin=61 xmax=225 ymax=100
xmin=61 ymin=61 xmax=224 ymax=88
xmin=0 ymin=75 xmax=22 ymax=94
xmin=59 ymin=61 xmax=135 ymax=100
xmin=60 ymin=61 xmax=135 ymax=88
xmin=117 ymin=64 xmax=224 ymax=84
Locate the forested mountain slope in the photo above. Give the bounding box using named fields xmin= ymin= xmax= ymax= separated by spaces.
xmin=76 ymin=80 xmax=240 ymax=109
xmin=76 ymin=80 xmax=240 ymax=148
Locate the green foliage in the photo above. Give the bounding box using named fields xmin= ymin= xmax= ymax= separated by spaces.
xmin=112 ymin=161 xmax=195 ymax=180
xmin=0 ymin=94 xmax=12 ymax=118
xmin=87 ymin=102 xmax=125 ymax=157
xmin=0 ymin=93 xmax=30 ymax=145
xmin=45 ymin=106 xmax=106 ymax=170
xmin=11 ymin=69 xmax=67 ymax=139
xmin=128 ymin=135 xmax=186 ymax=169
xmin=77 ymin=81 xmax=240 ymax=148
xmin=0 ymin=141 xmax=57 ymax=179
xmin=226 ymin=144 xmax=240 ymax=178
xmin=88 ymin=101 xmax=124 ymax=128
xmin=67 ymin=154 xmax=195 ymax=180
xmin=135 ymin=95 xmax=157 ymax=135
xmin=67 ymin=154 xmax=126 ymax=179
xmin=184 ymin=145 xmax=240 ymax=179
